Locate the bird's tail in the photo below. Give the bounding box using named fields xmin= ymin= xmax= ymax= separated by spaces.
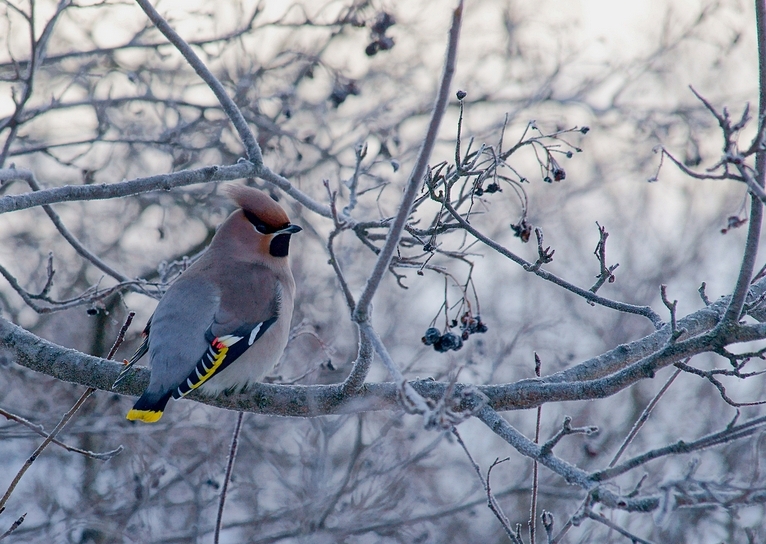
xmin=126 ymin=390 xmax=172 ymax=423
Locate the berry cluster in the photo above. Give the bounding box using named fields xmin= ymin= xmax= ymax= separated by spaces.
xmin=422 ymin=328 xmax=462 ymax=352
xmin=459 ymin=312 xmax=488 ymax=338
xmin=422 ymin=313 xmax=488 ymax=353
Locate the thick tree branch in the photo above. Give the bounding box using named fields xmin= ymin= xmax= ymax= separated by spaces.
xmin=4 ymin=275 xmax=766 ymax=417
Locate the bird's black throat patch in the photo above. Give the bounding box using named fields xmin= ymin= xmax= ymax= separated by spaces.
xmin=270 ymin=233 xmax=292 ymax=257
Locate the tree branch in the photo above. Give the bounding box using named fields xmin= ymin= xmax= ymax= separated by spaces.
xmin=353 ymin=0 xmax=463 ymax=322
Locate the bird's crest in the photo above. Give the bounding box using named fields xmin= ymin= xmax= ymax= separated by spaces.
xmin=226 ymin=185 xmax=290 ymax=230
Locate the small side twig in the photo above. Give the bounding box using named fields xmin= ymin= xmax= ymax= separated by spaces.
xmin=541 ymin=510 xmax=554 ymax=544
xmin=523 ymin=228 xmax=554 ymax=273
xmin=453 ymin=428 xmax=521 ymax=543
xmin=0 ymin=513 xmax=26 ymax=542
xmin=589 ymin=222 xmax=618 ymax=293
xmin=214 ymin=411 xmax=244 ymax=544
xmin=608 ymin=367 xmax=682 ymax=467
xmin=343 ymin=141 xmax=367 ymax=215
xmin=660 ymin=284 xmax=685 ymax=342
xmin=584 ymin=510 xmax=655 ymax=544
xmin=539 ymin=416 xmax=598 ymax=457
xmin=530 ymin=353 xmax=542 ymax=544
xmin=0 ymin=408 xmax=122 ymax=460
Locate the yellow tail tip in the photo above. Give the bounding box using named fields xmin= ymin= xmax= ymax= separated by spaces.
xmin=126 ymin=408 xmax=163 ymax=423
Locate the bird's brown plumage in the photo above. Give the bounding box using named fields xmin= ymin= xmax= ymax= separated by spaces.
xmin=225 ymin=185 xmax=290 ymax=229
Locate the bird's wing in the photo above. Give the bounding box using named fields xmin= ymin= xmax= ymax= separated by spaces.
xmin=172 ymin=316 xmax=277 ymax=398
xmin=172 ymin=263 xmax=282 ymax=399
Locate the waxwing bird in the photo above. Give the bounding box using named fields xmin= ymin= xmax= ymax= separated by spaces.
xmin=114 ymin=185 xmax=301 ymax=423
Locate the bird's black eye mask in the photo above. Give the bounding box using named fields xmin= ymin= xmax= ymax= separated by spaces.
xmin=243 ymin=209 xmax=287 ymax=235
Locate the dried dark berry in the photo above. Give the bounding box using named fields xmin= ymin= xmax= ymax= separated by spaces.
xmin=566 ymin=150 xmax=573 ymax=158
xmin=371 ymin=12 xmax=396 ymax=35
xmin=440 ymin=332 xmax=461 ymax=351
xmin=329 ymin=81 xmax=360 ymax=107
xmin=552 ymin=167 xmax=566 ymax=181
xmin=543 ymin=176 xmax=552 ymax=183
xmin=423 ymin=327 xmax=441 ymax=346
xmin=476 ymin=322 xmax=488 ymax=333
xmin=377 ymin=36 xmax=395 ymax=51
xmin=580 ymin=126 xmax=590 ymax=134
xmin=456 ymin=90 xmax=467 ymax=100
xmin=484 ymin=182 xmax=501 ymax=194
xmin=365 ymin=42 xmax=380 ymax=56
xmin=474 ymin=187 xmax=484 ymax=196
xmin=511 ymin=220 xmax=532 ymax=243
xmin=451 ymin=319 xmax=458 ymax=328
xmin=86 ymin=308 xmax=98 ymax=316
xmin=462 ymin=330 xmax=470 ymax=341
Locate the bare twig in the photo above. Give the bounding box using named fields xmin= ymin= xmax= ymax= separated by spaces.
xmin=0 ymin=408 xmax=123 ymax=460
xmin=589 ymin=222 xmax=618 ymax=293
xmin=523 ymin=228 xmax=554 ymax=273
xmin=0 ymin=514 xmax=25 ymax=542
xmin=660 ymin=285 xmax=685 ymax=342
xmin=19 ymin=168 xmax=130 ymax=282
xmin=214 ymin=411 xmax=244 ymax=544
xmin=592 ymin=412 xmax=766 ymax=482
xmin=442 ymin=199 xmax=663 ymax=327
xmin=453 ymin=428 xmax=520 ymax=543
xmin=133 ymin=0 xmax=261 ymax=164
xmin=608 ymin=367 xmax=682 ymax=468
xmin=584 ymin=510 xmax=655 ymax=544
xmin=0 ymin=311 xmax=133 ymax=511
xmin=715 ymin=0 xmax=766 ymax=325
xmin=539 ymin=416 xmax=598 ymax=456
xmin=530 ymin=353 xmax=542 ymax=544
xmin=353 ymin=0 xmax=463 ymax=323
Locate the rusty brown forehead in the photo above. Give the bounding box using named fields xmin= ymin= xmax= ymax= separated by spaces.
xmin=226 ymin=185 xmax=290 ymax=228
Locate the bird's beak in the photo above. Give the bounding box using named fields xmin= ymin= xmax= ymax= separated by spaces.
xmin=276 ymin=224 xmax=302 ymax=235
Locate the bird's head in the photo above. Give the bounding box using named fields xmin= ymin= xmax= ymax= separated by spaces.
xmin=224 ymin=185 xmax=302 ymax=259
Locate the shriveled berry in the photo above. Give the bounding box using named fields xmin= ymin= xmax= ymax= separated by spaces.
xmin=377 ymin=36 xmax=395 ymax=51
xmin=456 ymin=90 xmax=467 ymax=100
xmin=440 ymin=332 xmax=461 ymax=351
xmin=371 ymin=12 xmax=396 ymax=35
xmin=476 ymin=322 xmax=488 ymax=333
xmin=461 ymin=330 xmax=470 ymax=341
xmin=365 ymin=42 xmax=380 ymax=56
xmin=423 ymin=327 xmax=441 ymax=346
xmin=484 ymin=182 xmax=501 ymax=194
